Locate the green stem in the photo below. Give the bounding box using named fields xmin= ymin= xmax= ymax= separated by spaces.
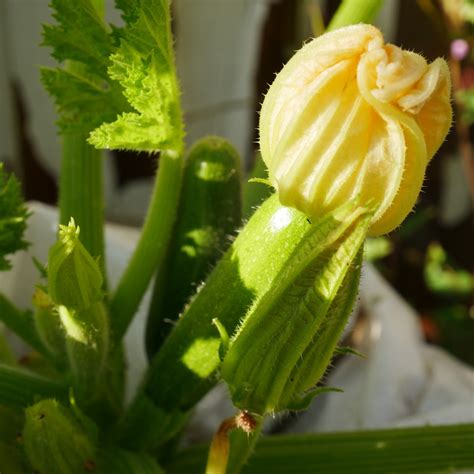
xmin=59 ymin=0 xmax=105 ymax=267
xmin=0 ymin=293 xmax=45 ymax=355
xmin=0 ymin=363 xmax=67 ymax=408
xmin=110 ymin=151 xmax=183 ymax=341
xmin=227 ymin=419 xmax=262 ymax=474
xmin=327 ymin=0 xmax=384 ymax=31
xmin=59 ymin=134 xmax=104 ymax=262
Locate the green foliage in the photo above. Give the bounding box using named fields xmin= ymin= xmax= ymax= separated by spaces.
xmin=457 ymin=88 xmax=474 ymax=125
xmin=41 ymin=0 xmax=129 ymax=133
xmin=0 ymin=164 xmax=28 ymax=271
xmin=89 ymin=0 xmax=184 ymax=152
xmin=424 ymin=242 xmax=474 ymax=297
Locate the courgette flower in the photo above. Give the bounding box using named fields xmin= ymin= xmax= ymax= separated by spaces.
xmin=259 ymin=24 xmax=452 ymax=235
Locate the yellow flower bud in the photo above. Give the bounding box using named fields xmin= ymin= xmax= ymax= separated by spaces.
xmin=259 ymin=24 xmax=452 ymax=235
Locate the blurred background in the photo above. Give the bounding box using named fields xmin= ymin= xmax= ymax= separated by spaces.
xmin=0 ymin=0 xmax=472 ymax=367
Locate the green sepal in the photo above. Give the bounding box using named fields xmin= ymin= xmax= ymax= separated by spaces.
xmin=221 ymin=204 xmax=371 ymax=414
xmin=334 ymin=346 xmax=366 ymax=358
xmin=213 ymin=318 xmax=230 ymax=361
xmin=32 ymin=287 xmax=66 ymax=360
xmin=23 ymin=399 xmax=98 ymax=474
xmin=281 ymin=250 xmax=364 ymax=407
xmin=146 ymin=136 xmax=242 ymax=357
xmin=243 ymin=153 xmax=272 ymax=219
xmin=287 ymin=387 xmax=344 ymax=412
xmin=48 ymin=219 xmax=103 ymax=310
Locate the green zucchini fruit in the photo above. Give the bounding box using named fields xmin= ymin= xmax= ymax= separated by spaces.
xmin=146 ymin=136 xmax=242 ymax=358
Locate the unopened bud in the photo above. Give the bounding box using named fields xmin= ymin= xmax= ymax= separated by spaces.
xmin=48 ymin=219 xmax=103 ymax=310
xmin=259 ymin=24 xmax=452 ymax=235
xmin=23 ymin=399 xmax=97 ymax=474
xmin=221 ymin=203 xmax=371 ymax=415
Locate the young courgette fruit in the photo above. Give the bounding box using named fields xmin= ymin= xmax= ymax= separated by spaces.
xmin=146 ymin=136 xmax=242 ymax=358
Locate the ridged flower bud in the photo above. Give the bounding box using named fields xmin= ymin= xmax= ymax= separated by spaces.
xmin=23 ymin=399 xmax=97 ymax=474
xmin=259 ymin=24 xmax=452 ymax=235
xmin=48 ymin=219 xmax=103 ymax=310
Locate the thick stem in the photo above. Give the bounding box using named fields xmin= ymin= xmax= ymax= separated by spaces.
xmin=110 ymin=151 xmax=183 ymax=341
xmin=59 ymin=134 xmax=104 ymax=262
xmin=327 ymin=0 xmax=383 ymax=31
xmin=59 ymin=0 xmax=105 ymax=265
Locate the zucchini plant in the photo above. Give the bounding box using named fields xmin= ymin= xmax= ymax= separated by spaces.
xmin=0 ymin=0 xmax=471 ymax=473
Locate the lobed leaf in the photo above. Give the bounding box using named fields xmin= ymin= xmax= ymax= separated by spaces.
xmin=0 ymin=164 xmax=29 ymax=271
xmin=42 ymin=0 xmax=113 ymax=74
xmin=41 ymin=0 xmax=130 ymax=134
xmin=89 ymin=0 xmax=184 ymax=152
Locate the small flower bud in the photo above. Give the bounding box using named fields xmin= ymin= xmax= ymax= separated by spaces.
xmin=259 ymin=24 xmax=452 ymax=235
xmin=23 ymin=399 xmax=97 ymax=474
xmin=48 ymin=219 xmax=103 ymax=310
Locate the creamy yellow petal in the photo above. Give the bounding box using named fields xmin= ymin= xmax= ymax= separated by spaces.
xmin=259 ymin=24 xmax=452 ymax=235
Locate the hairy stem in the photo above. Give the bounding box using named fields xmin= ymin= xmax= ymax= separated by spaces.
xmin=59 ymin=133 xmax=104 ymax=262
xmin=59 ymin=0 xmax=105 ymax=267
xmin=110 ymin=151 xmax=183 ymax=341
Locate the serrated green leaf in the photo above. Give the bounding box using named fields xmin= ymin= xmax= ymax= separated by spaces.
xmin=42 ymin=0 xmax=113 ymax=74
xmin=115 ymin=0 xmax=140 ymax=24
xmin=89 ymin=0 xmax=184 ymax=152
xmin=41 ymin=0 xmax=131 ymax=135
xmin=0 ymin=164 xmax=29 ymax=271
xmin=41 ymin=67 xmax=129 ymax=134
